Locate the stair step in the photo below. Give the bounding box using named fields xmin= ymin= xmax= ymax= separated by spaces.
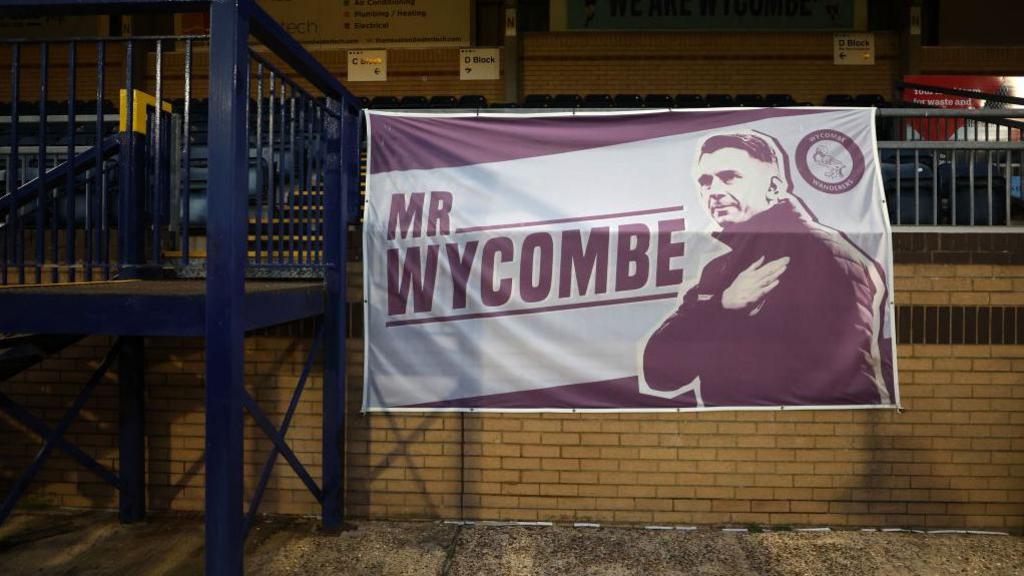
xmin=247 ymin=218 xmax=322 ymax=225
xmin=247 ymin=235 xmax=323 ymax=242
xmin=165 ymin=250 xmax=323 ymax=260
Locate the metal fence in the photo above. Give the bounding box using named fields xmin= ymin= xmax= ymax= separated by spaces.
xmin=0 ymin=32 xmax=355 ymax=285
xmin=876 ymin=108 xmax=1023 ymax=227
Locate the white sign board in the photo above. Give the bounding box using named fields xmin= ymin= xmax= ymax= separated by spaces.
xmin=348 ymin=50 xmax=387 ymax=82
xmin=460 ymin=48 xmax=500 ymax=81
xmin=834 ymin=33 xmax=874 ymax=66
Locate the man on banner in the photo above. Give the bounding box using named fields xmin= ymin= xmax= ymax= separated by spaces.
xmin=640 ymin=130 xmax=893 ymax=407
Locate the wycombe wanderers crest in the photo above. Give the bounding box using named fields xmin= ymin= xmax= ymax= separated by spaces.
xmin=795 ymin=129 xmax=866 ymax=194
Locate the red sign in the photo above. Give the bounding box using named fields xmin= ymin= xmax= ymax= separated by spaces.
xmin=902 ymin=75 xmax=1024 ymax=140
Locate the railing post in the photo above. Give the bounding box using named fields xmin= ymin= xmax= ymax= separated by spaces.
xmin=321 ymin=97 xmax=348 ymax=530
xmin=118 ymin=335 xmax=146 ymax=523
xmin=118 ymin=42 xmax=148 ymax=279
xmin=206 ymin=0 xmax=250 ymax=574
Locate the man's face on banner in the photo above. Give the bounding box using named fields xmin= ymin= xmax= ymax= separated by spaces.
xmin=696 ymin=146 xmax=778 ymax=226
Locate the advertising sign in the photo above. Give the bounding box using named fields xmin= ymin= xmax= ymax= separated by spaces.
xmin=901 ymin=75 xmax=1024 ymax=141
xmin=260 ymin=0 xmax=471 ymax=47
xmin=567 ymin=0 xmax=855 ymax=30
xmin=363 ymin=109 xmax=899 ymax=412
xmin=178 ymin=0 xmax=471 ymax=47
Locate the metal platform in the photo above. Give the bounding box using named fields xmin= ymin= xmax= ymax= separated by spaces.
xmin=0 ymin=280 xmax=325 ymax=336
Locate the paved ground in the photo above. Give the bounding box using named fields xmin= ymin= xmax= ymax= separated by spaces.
xmin=0 ymin=511 xmax=1021 ymax=575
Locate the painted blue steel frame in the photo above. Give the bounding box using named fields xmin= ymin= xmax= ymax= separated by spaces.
xmin=205 ymin=1 xmax=251 ymax=572
xmin=204 ymin=0 xmax=356 ymax=572
xmin=0 ymin=1 xmax=360 ymax=573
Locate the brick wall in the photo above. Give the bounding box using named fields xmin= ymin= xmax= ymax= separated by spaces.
xmin=153 ymin=46 xmax=505 ymax=104
xmin=919 ymin=46 xmax=1024 ymax=75
xmin=521 ymin=31 xmax=901 ymax=105
xmin=3 ymin=255 xmax=1022 ymax=531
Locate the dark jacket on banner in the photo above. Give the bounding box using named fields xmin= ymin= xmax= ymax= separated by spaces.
xmin=641 ymin=200 xmax=893 ymax=407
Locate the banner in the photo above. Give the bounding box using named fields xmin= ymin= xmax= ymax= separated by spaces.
xmin=363 ymin=109 xmax=899 ymax=412
xmin=566 ymin=0 xmax=855 ymax=30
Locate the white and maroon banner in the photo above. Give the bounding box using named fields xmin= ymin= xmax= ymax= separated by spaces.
xmin=363 ymin=109 xmax=900 ymax=412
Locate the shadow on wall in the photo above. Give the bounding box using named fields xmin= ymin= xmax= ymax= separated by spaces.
xmin=0 ymin=336 xmax=121 ymax=513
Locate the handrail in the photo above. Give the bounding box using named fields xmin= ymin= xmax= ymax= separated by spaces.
xmin=878 ymin=108 xmax=1024 ymax=118
xmin=1 ymin=0 xmax=361 ymax=116
xmin=245 ymin=2 xmax=361 ymax=111
xmin=0 ymin=135 xmax=119 ymax=212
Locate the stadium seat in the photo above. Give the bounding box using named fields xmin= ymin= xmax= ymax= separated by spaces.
xmin=855 ymin=94 xmax=888 ymax=107
xmin=429 ymin=96 xmax=457 ymax=109
xmin=458 ymin=95 xmax=488 ymax=108
xmin=399 ymin=96 xmax=429 ymax=109
xmin=369 ymin=96 xmax=399 ymax=109
xmin=881 ymin=162 xmax=939 ymax=225
xmin=734 ymin=94 xmax=765 ymax=107
xmin=936 ymin=162 xmax=1008 ymax=225
xmin=704 ymin=94 xmax=734 ymax=107
xmin=675 ymin=94 xmax=706 ymax=108
xmin=489 ymin=102 xmax=519 ymax=108
xmin=552 ymin=94 xmax=582 ymax=108
xmin=613 ymin=94 xmax=644 ymax=108
xmin=643 ymin=94 xmax=675 ymax=108
xmin=522 ymin=94 xmax=552 ymax=108
xmin=582 ymin=94 xmax=613 ymax=108
xmin=823 ymin=94 xmax=856 ymax=106
xmin=765 ymin=94 xmax=797 ymax=107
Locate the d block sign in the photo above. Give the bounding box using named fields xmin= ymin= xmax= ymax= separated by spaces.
xmin=348 ymin=50 xmax=387 ymax=82
xmin=460 ymin=48 xmax=500 ymax=81
xmin=834 ymin=33 xmax=874 ymax=66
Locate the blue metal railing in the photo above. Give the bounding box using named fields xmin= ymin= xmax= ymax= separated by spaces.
xmin=1 ymin=4 xmax=362 ymax=575
xmin=1 ymin=24 xmax=362 ymax=284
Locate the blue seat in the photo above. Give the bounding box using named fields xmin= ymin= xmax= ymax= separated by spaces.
xmin=369 ymin=96 xmax=399 ymax=109
xmin=429 ymin=96 xmax=457 ymax=109
xmin=824 ymin=94 xmax=855 ymax=106
xmin=704 ymin=94 xmax=733 ymax=108
xmin=613 ymin=94 xmax=643 ymax=108
xmin=398 ymin=96 xmax=429 ymax=109
xmin=522 ymin=94 xmax=552 ymax=108
xmin=457 ymin=95 xmax=487 ymax=108
xmin=643 ymin=94 xmax=674 ymax=108
xmin=552 ymin=94 xmax=582 ymax=108
xmin=582 ymin=94 xmax=613 ymax=108
xmin=676 ymin=94 xmax=706 ymax=108
xmin=936 ymin=162 xmax=1008 ymax=225
xmin=765 ymin=94 xmax=796 ymax=107
xmin=734 ymin=94 xmax=764 ymax=107
xmin=855 ymin=94 xmax=888 ymax=107
xmin=880 ymin=162 xmax=939 ymax=225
